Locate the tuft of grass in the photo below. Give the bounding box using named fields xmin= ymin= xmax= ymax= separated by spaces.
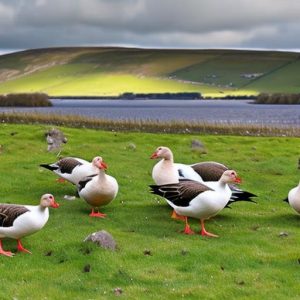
xmin=0 ymin=111 xmax=299 ymax=137
xmin=0 ymin=123 xmax=300 ymax=299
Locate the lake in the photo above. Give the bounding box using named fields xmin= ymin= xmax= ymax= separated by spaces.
xmin=0 ymin=99 xmax=299 ymax=126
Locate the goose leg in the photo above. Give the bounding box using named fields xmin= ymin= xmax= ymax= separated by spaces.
xmin=0 ymin=240 xmax=14 ymax=257
xmin=182 ymin=217 xmax=194 ymax=235
xmin=89 ymin=208 xmax=107 ymax=218
xmin=17 ymin=240 xmax=32 ymax=254
xmin=200 ymin=219 xmax=218 ymax=238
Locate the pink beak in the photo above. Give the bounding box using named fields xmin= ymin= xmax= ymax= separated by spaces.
xmin=150 ymin=152 xmax=158 ymax=159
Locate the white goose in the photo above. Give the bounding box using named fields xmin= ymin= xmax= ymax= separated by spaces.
xmin=0 ymin=194 xmax=59 ymax=257
xmin=150 ymin=146 xmax=256 ymax=205
xmin=284 ymin=180 xmax=300 ymax=213
xmin=150 ymin=170 xmax=241 ymax=237
xmin=150 ymin=146 xmax=179 ymax=185
xmin=40 ymin=156 xmax=101 ymax=185
xmin=77 ymin=157 xmax=118 ymax=218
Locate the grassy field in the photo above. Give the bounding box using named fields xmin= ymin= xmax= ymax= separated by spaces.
xmin=1 ymin=47 xmax=300 ymax=97
xmin=0 ymin=123 xmax=300 ymax=299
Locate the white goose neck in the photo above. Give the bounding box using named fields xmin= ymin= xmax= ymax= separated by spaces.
xmin=38 ymin=205 xmax=47 ymax=212
xmin=163 ymin=152 xmax=174 ymax=162
xmin=98 ymin=170 xmax=107 ymax=180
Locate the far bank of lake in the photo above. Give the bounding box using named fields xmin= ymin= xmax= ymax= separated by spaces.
xmin=0 ymin=99 xmax=299 ymax=126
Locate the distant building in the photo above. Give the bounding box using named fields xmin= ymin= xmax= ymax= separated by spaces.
xmin=240 ymin=73 xmax=263 ymax=79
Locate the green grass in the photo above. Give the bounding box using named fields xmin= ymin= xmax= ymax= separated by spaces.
xmin=1 ymin=47 xmax=300 ymax=97
xmin=0 ymin=124 xmax=300 ymax=299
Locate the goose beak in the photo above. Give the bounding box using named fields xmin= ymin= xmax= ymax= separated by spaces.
xmin=51 ymin=199 xmax=60 ymax=208
xmin=99 ymin=161 xmax=108 ymax=170
xmin=150 ymin=152 xmax=158 ymax=159
xmin=234 ymin=177 xmax=242 ymax=184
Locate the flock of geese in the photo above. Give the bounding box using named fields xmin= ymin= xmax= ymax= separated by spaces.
xmin=0 ymin=145 xmax=299 ymax=257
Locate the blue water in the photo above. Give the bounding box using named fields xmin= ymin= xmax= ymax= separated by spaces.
xmin=0 ymin=99 xmax=299 ymax=126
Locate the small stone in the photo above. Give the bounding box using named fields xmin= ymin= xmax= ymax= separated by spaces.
xmin=45 ymin=128 xmax=67 ymax=152
xmin=63 ymin=195 xmax=76 ymax=201
xmin=191 ymin=139 xmax=207 ymax=153
xmin=250 ymin=225 xmax=260 ymax=231
xmin=84 ymin=230 xmax=117 ymax=251
xmin=126 ymin=143 xmax=136 ymax=151
xmin=191 ymin=139 xmax=205 ymax=149
xmin=279 ymin=232 xmax=289 ymax=237
xmin=181 ymin=249 xmax=189 ymax=256
xmin=114 ymin=288 xmax=123 ymax=296
xmin=83 ymin=264 xmax=91 ymax=273
xmin=44 ymin=250 xmax=53 ymax=256
xmin=143 ymin=249 xmax=152 ymax=256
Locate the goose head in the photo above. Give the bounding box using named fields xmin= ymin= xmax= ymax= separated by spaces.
xmin=40 ymin=194 xmax=59 ymax=208
xmin=150 ymin=146 xmax=173 ymax=160
xmin=93 ymin=156 xmax=108 ymax=170
xmin=220 ymin=170 xmax=241 ymax=184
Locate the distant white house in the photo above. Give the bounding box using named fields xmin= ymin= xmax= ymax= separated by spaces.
xmin=240 ymin=73 xmax=263 ymax=79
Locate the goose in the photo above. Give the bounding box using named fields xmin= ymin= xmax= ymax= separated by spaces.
xmin=150 ymin=170 xmax=241 ymax=237
xmin=150 ymin=146 xmax=256 ymax=206
xmin=0 ymin=194 xmax=59 ymax=257
xmin=150 ymin=146 xmax=179 ymax=185
xmin=284 ymin=180 xmax=300 ymax=214
xmin=40 ymin=156 xmax=101 ymax=185
xmin=77 ymin=157 xmax=118 ymax=218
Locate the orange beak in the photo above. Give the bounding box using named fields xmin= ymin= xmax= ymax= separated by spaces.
xmin=51 ymin=198 xmax=60 ymax=208
xmin=150 ymin=152 xmax=158 ymax=159
xmin=99 ymin=161 xmax=108 ymax=170
xmin=234 ymin=177 xmax=242 ymax=184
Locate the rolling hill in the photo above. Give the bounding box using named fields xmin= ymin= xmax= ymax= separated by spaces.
xmin=0 ymin=47 xmax=300 ymax=97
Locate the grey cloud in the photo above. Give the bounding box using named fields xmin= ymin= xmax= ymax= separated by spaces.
xmin=1 ymin=0 xmax=300 ymax=50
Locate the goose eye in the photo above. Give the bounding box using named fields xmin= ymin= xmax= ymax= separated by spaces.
xmin=231 ymin=172 xmax=235 ymax=176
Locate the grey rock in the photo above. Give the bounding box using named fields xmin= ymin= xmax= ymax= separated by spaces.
xmin=45 ymin=128 xmax=67 ymax=152
xmin=84 ymin=230 xmax=117 ymax=251
xmin=191 ymin=139 xmax=206 ymax=153
xmin=126 ymin=143 xmax=136 ymax=151
xmin=279 ymin=231 xmax=289 ymax=237
xmin=113 ymin=288 xmax=123 ymax=296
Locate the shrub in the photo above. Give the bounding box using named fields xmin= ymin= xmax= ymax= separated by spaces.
xmin=0 ymin=93 xmax=52 ymax=107
xmin=255 ymin=93 xmax=300 ymax=104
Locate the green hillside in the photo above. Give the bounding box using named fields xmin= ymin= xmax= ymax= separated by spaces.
xmin=0 ymin=47 xmax=299 ymax=97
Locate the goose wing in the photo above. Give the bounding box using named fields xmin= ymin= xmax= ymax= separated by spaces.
xmin=150 ymin=179 xmax=213 ymax=207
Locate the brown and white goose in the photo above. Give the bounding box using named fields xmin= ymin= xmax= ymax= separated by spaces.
xmin=0 ymin=194 xmax=59 ymax=257
xmin=284 ymin=180 xmax=300 ymax=214
xmin=40 ymin=156 xmax=101 ymax=185
xmin=150 ymin=146 xmax=256 ymax=205
xmin=77 ymin=157 xmax=118 ymax=218
xmin=150 ymin=170 xmax=241 ymax=237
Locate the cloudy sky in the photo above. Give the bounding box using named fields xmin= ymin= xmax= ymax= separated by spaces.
xmin=1 ymin=0 xmax=300 ymax=53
